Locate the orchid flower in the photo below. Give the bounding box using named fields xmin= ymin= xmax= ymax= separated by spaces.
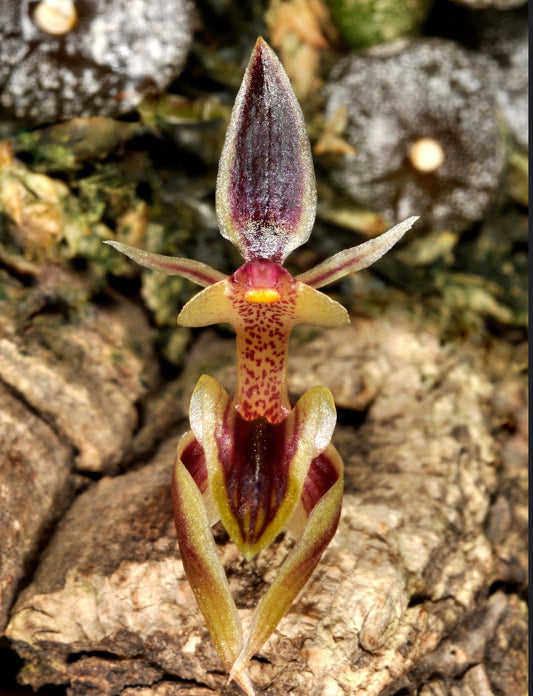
xmin=105 ymin=38 xmax=418 ymax=695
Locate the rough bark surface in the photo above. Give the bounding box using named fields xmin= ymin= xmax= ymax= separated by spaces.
xmin=3 ymin=308 xmax=527 ymax=696
xmin=0 ymin=382 xmax=72 ymax=632
xmin=0 ymin=279 xmax=159 ymax=474
xmin=0 ymin=278 xmax=162 ymax=635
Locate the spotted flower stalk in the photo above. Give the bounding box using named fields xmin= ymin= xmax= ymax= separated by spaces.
xmin=106 ymin=38 xmax=417 ymax=695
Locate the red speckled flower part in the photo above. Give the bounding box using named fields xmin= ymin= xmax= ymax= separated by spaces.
xmin=228 ymin=262 xmax=297 ymax=422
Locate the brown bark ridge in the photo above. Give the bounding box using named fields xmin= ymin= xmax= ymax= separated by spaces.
xmin=0 ymin=381 xmax=72 ymax=632
xmin=3 ymin=307 xmax=527 ymax=696
xmin=0 ymin=274 xmax=159 ymax=474
xmin=0 ymin=269 xmax=163 ymax=633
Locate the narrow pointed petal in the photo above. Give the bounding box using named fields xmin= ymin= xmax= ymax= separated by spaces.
xmin=189 ymin=375 xmax=337 ymax=559
xmin=230 ymin=443 xmax=343 ymax=681
xmin=216 ymin=37 xmax=316 ymax=263
xmin=103 ymin=240 xmax=227 ymax=287
xmin=172 ymin=435 xmax=243 ymax=672
xmin=296 ymin=216 xmax=419 ymax=288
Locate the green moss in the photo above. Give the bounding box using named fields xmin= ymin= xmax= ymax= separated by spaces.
xmin=329 ymin=0 xmax=432 ymax=48
xmin=14 ymin=118 xmax=141 ymax=172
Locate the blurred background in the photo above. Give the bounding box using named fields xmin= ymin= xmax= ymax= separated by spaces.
xmin=0 ymin=0 xmax=527 ymax=362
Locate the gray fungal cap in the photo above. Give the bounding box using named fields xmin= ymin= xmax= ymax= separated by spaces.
xmin=473 ymin=7 xmax=528 ymax=150
xmin=324 ymin=39 xmax=505 ymax=232
xmin=0 ymin=0 xmax=194 ymax=123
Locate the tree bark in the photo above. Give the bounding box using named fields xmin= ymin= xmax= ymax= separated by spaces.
xmin=2 ymin=306 xmax=527 ymax=696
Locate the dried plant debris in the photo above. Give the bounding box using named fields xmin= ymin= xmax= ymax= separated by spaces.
xmin=265 ymin=0 xmax=337 ymax=102
xmin=6 ymin=309 xmax=527 ymax=696
xmin=441 ymin=206 xmax=528 ymax=329
xmin=322 ymin=39 xmax=505 ymax=232
xmin=0 ymin=129 xmax=226 ymax=349
xmin=0 ymin=0 xmax=193 ymax=123
xmin=0 ymin=137 xmax=147 ymax=284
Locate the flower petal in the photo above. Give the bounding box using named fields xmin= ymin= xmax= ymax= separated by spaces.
xmin=293 ymin=282 xmax=349 ymax=326
xmin=171 ymin=436 xmax=243 ymax=671
xmin=216 ymin=37 xmax=316 ymax=263
xmin=177 ymin=278 xmax=235 ymax=327
xmin=296 ymin=216 xmax=419 ymax=288
xmin=103 ymin=240 xmax=226 ymax=287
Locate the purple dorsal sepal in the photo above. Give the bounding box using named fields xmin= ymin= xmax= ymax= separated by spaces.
xmin=216 ymin=37 xmax=316 ymax=263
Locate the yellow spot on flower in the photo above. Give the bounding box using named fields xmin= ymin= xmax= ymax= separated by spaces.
xmin=245 ymin=288 xmax=281 ymax=303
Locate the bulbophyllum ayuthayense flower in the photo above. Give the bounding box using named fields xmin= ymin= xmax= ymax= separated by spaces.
xmin=106 ymin=37 xmax=418 ymax=695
